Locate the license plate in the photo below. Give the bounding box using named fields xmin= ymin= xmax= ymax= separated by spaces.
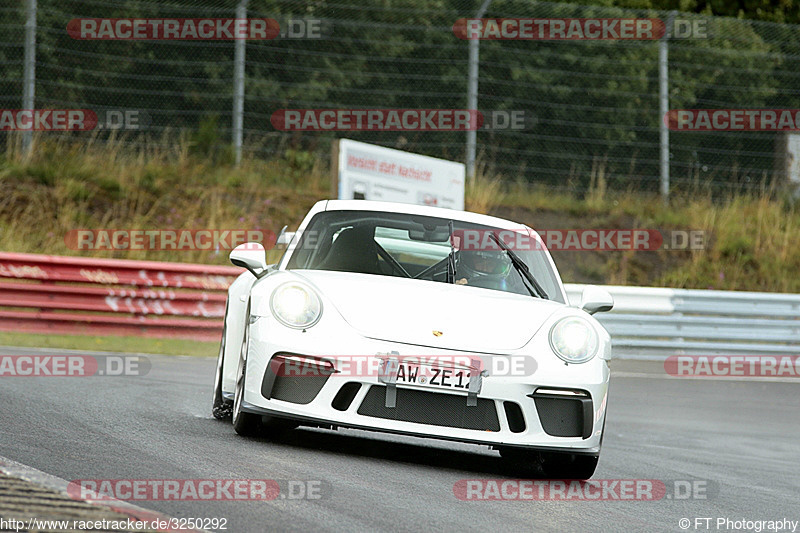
xmin=394 ymin=362 xmax=474 ymax=392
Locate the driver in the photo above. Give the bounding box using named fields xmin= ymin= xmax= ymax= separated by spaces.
xmin=455 ymin=250 xmax=513 ymax=290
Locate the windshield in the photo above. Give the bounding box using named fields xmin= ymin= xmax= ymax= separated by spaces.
xmin=284 ymin=210 xmax=565 ymax=302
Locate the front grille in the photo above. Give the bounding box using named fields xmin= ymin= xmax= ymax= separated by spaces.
xmin=357 ymin=385 xmax=500 ymax=431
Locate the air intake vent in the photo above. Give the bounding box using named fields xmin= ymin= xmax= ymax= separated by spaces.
xmin=261 ymin=353 xmax=332 ymax=404
xmin=503 ymin=401 xmax=526 ymax=433
xmin=332 ymin=382 xmax=362 ymax=411
xmin=531 ymin=389 xmax=593 ymax=439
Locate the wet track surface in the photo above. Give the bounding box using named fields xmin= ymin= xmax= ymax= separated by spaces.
xmin=1 ymin=348 xmax=798 ymax=532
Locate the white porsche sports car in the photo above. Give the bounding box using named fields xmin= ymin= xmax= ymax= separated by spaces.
xmin=212 ymin=199 xmax=614 ymax=479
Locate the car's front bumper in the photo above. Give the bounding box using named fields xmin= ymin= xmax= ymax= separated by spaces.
xmin=240 ymin=319 xmax=610 ymax=454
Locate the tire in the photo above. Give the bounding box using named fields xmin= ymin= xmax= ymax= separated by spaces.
xmin=538 ymin=452 xmax=599 ymax=480
xmin=232 ymin=308 xmax=262 ymax=436
xmin=212 ymin=320 xmax=233 ymax=420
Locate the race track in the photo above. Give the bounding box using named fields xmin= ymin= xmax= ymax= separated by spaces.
xmin=1 ymin=348 xmax=798 ymax=532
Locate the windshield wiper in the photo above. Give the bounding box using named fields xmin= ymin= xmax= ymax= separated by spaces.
xmin=489 ymin=232 xmax=548 ymax=299
xmin=447 ymin=220 xmax=457 ymax=284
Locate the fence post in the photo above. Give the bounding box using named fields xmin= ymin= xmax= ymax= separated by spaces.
xmin=465 ymin=0 xmax=492 ymax=182
xmin=232 ymin=0 xmax=248 ymax=165
xmin=659 ymin=11 xmax=676 ymax=204
xmin=22 ymin=0 xmax=37 ymax=157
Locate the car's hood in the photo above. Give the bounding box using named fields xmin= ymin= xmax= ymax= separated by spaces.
xmin=292 ymin=270 xmax=563 ymax=353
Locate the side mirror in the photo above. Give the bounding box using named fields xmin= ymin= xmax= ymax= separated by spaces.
xmin=579 ymin=285 xmax=614 ymax=315
xmin=230 ymin=242 xmax=268 ymax=278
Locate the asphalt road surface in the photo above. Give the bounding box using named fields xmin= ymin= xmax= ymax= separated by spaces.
xmin=1 ymin=348 xmax=798 ymax=533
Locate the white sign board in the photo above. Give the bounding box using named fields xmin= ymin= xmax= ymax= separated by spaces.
xmin=788 ymin=133 xmax=800 ymax=185
xmin=334 ymin=139 xmax=465 ymax=210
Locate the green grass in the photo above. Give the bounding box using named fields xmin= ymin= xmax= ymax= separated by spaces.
xmin=0 ymin=331 xmax=219 ymax=356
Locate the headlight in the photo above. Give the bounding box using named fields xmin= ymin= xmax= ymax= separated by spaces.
xmin=269 ymin=282 xmax=322 ymax=329
xmin=549 ymin=316 xmax=599 ymax=364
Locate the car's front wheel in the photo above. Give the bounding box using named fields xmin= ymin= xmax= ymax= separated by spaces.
xmin=212 ymin=319 xmax=233 ymax=420
xmin=232 ymin=309 xmax=262 ymax=436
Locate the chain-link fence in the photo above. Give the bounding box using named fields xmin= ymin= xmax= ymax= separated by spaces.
xmin=2 ymin=0 xmax=800 ymax=196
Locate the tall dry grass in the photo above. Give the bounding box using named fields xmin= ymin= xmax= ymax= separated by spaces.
xmin=497 ymin=181 xmax=800 ymax=292
xmin=465 ymin=166 xmax=503 ymax=213
xmin=2 ymin=136 xmax=798 ymax=292
xmin=1 ymin=134 xmax=327 ymax=265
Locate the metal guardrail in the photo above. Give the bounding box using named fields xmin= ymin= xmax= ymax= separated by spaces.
xmin=0 ymin=252 xmax=242 ymax=341
xmin=565 ymin=284 xmax=800 ymax=359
